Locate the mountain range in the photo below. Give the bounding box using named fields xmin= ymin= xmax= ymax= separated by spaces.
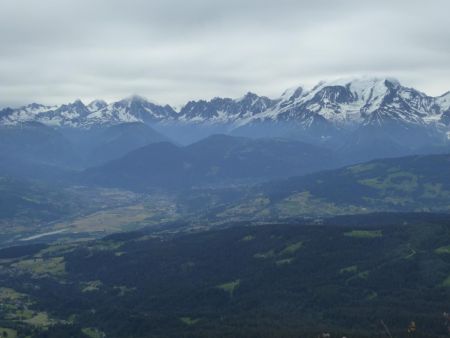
xmin=2 ymin=77 xmax=450 ymax=133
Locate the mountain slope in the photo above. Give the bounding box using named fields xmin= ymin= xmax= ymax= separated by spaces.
xmin=0 ymin=176 xmax=84 ymax=230
xmin=212 ymin=153 xmax=450 ymax=220
xmin=0 ymin=122 xmax=79 ymax=168
xmin=82 ymin=135 xmax=337 ymax=190
xmin=84 ymin=122 xmax=169 ymax=166
xmin=84 ymin=141 xmax=191 ymax=189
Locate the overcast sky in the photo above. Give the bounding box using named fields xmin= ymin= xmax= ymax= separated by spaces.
xmin=1 ymin=0 xmax=449 ymax=108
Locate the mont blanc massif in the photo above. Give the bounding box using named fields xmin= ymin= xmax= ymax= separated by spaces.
xmin=1 ymin=77 xmax=450 ymax=338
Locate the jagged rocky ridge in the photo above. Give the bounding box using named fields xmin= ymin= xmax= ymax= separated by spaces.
xmin=1 ymin=78 xmax=450 ymax=132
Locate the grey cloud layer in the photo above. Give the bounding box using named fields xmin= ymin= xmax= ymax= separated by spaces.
xmin=1 ymin=0 xmax=449 ymax=107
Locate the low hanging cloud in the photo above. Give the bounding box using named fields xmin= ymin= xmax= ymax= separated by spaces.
xmin=1 ymin=0 xmax=449 ymax=108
